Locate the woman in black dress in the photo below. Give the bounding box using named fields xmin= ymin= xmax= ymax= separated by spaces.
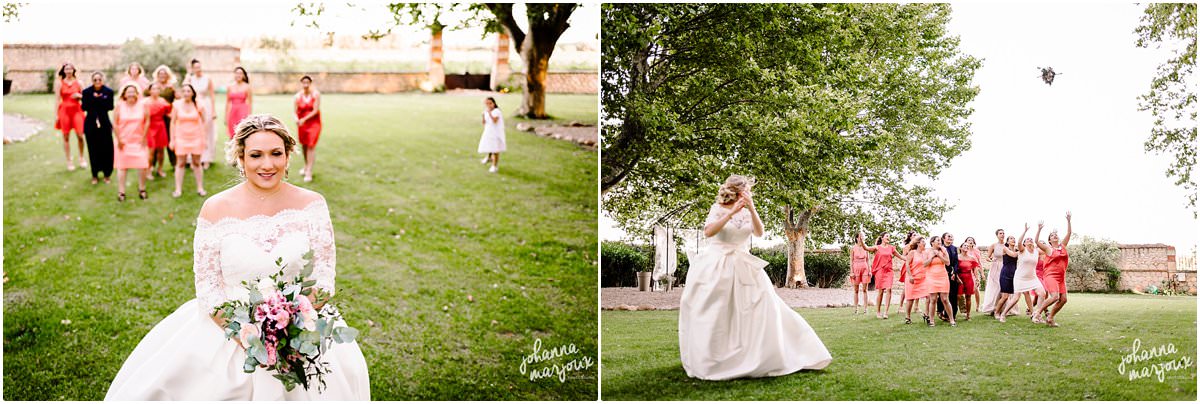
xmin=81 ymin=71 xmax=115 ymax=184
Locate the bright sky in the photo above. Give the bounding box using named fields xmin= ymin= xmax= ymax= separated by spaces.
xmin=602 ymin=3 xmax=1198 ymax=254
xmin=2 ymin=1 xmax=600 ymax=46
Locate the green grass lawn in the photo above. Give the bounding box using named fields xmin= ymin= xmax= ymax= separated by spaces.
xmin=3 ymin=92 xmax=598 ymax=400
xmin=602 ymin=294 xmax=1196 ymax=400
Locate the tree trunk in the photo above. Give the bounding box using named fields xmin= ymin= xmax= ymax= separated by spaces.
xmin=783 ymin=204 xmax=819 ymax=288
xmin=518 ymin=42 xmax=551 ymax=118
xmin=485 ymin=3 xmax=576 ymax=120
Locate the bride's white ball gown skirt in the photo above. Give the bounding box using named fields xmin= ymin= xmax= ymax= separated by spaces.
xmin=105 ymin=200 xmax=370 ymax=400
xmin=678 ymin=204 xmax=832 ymax=381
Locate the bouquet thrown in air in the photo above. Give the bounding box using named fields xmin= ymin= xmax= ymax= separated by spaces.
xmin=213 ymin=252 xmax=359 ymax=392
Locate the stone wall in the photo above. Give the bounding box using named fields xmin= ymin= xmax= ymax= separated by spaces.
xmin=4 ymin=44 xmax=241 ymax=93
xmin=6 ymin=43 xmax=598 ymax=95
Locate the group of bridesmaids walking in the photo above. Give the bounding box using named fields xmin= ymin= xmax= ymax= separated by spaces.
xmin=53 ymin=61 xmax=324 ymax=201
xmin=847 ymin=211 xmax=1074 ymax=327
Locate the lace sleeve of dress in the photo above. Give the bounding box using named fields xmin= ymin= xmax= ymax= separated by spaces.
xmin=308 ymin=201 xmax=337 ymax=296
xmin=192 ymin=220 xmax=226 ymax=313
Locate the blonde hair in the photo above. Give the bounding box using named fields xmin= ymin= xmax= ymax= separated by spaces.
xmin=152 ymin=65 xmax=176 ymax=86
xmin=226 ymin=114 xmax=298 ymax=176
xmin=715 ymin=174 xmax=755 ymax=205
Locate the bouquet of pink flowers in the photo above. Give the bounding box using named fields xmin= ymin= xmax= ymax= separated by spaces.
xmin=213 ymin=252 xmax=359 ymax=392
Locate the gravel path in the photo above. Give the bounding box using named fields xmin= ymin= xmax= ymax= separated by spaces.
xmin=4 ymin=114 xmax=44 ymax=144
xmin=602 ymin=287 xmax=904 ymax=310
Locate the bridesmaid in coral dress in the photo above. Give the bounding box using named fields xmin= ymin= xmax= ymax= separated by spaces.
xmin=1033 ymin=211 xmax=1073 ymax=327
xmin=922 ymin=235 xmax=955 ymax=326
xmin=295 ymin=76 xmax=322 ymax=182
xmin=902 ymin=234 xmax=930 ymax=325
xmin=55 ymin=63 xmax=87 ymax=170
xmin=146 ymin=83 xmax=172 ymax=178
xmin=225 ymin=67 xmax=253 ymax=138
xmin=113 ymin=84 xmax=151 ymax=201
xmin=170 ymin=84 xmax=207 ymax=198
xmin=895 ymin=231 xmax=916 ymax=314
xmin=866 ymin=233 xmax=896 ymax=319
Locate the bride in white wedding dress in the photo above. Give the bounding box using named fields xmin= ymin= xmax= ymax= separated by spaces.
xmin=678 ymin=175 xmax=832 ymax=380
xmin=105 ymin=115 xmax=369 ymax=400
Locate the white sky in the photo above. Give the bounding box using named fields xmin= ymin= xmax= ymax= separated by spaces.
xmin=602 ymin=2 xmax=1199 ymax=254
xmin=1 ymin=1 xmax=600 ymax=46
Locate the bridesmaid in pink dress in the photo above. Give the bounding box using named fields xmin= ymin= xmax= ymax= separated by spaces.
xmin=113 ymin=84 xmax=151 ymax=201
xmin=849 ymin=232 xmax=872 ymax=315
xmin=225 ymin=67 xmax=253 ymax=138
xmin=902 ymin=234 xmax=929 ymax=324
xmin=170 ymin=84 xmax=207 ymax=197
xmin=866 ymin=233 xmax=897 ymax=319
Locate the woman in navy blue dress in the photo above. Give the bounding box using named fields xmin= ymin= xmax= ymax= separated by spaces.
xmin=81 ymin=71 xmax=115 ymax=184
xmin=991 ymin=225 xmax=1026 ymax=321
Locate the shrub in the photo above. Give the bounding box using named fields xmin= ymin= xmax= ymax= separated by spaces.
xmin=750 ymin=245 xmax=789 ymax=286
xmin=44 ymin=68 xmax=56 ymax=93
xmin=1067 ymin=236 xmax=1121 ymax=292
xmin=673 ymin=249 xmax=689 ymax=286
xmin=601 ymin=241 xmax=651 ymax=288
xmin=806 ymin=251 xmax=850 ymax=289
xmin=119 ymin=35 xmax=194 ymax=82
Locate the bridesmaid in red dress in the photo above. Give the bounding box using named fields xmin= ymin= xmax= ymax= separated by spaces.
xmin=294 ymin=75 xmax=322 ymax=182
xmin=866 ymin=233 xmax=897 ymax=319
xmin=957 ymin=237 xmax=981 ymax=320
xmin=225 ymin=67 xmax=253 ymax=139
xmin=849 ymin=232 xmax=872 ymax=315
xmin=145 ymin=83 xmax=172 ymax=178
xmin=902 ymin=234 xmax=930 ymax=324
xmin=55 ymin=63 xmax=87 ymax=170
xmin=1033 ymin=212 xmax=1072 ymax=327
xmin=922 ymin=235 xmax=954 ymax=326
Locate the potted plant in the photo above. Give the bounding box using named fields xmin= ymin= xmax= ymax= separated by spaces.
xmin=637 ymin=269 xmax=653 ymax=292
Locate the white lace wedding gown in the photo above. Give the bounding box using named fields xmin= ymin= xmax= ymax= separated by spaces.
xmin=677 ymin=204 xmax=832 ymax=380
xmin=105 ymin=200 xmax=370 ymax=400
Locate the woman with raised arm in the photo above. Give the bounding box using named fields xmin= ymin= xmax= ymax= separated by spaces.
xmin=992 ymin=225 xmax=1026 ymax=322
xmin=1001 ymin=224 xmax=1047 ymax=322
xmin=867 ymin=233 xmax=897 ymax=319
xmin=1032 ymin=211 xmax=1072 ymax=326
xmin=678 ymin=175 xmax=831 ymax=380
xmin=849 ymin=231 xmax=872 ymax=315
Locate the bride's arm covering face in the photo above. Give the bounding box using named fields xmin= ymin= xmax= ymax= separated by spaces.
xmin=306 ymin=197 xmax=336 ymax=309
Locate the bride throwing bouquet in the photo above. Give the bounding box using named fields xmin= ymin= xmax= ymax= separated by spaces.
xmin=106 ymin=114 xmax=369 ymax=400
xmin=678 ymin=175 xmax=832 ymax=380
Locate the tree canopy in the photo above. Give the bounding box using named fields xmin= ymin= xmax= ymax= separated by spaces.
xmin=1135 ymin=3 xmax=1197 ymax=216
xmin=602 ymin=3 xmax=981 ymax=245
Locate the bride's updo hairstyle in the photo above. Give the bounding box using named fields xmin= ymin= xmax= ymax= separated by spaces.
xmin=226 ymin=114 xmax=298 ymax=177
xmin=715 ymin=174 xmax=755 ymax=205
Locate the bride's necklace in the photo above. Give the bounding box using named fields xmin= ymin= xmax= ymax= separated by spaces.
xmin=247 ymin=183 xmax=284 ymax=201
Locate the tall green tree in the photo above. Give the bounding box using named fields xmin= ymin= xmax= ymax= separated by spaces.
xmin=602 ymin=3 xmax=980 ymax=287
xmin=1135 ymin=3 xmax=1197 ymax=216
xmin=296 ymin=2 xmax=578 ymax=119
xmin=119 ymin=35 xmax=194 ymax=79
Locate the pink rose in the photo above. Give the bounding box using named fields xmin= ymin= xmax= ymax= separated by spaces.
xmin=237 ymin=324 xmax=260 ymax=348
